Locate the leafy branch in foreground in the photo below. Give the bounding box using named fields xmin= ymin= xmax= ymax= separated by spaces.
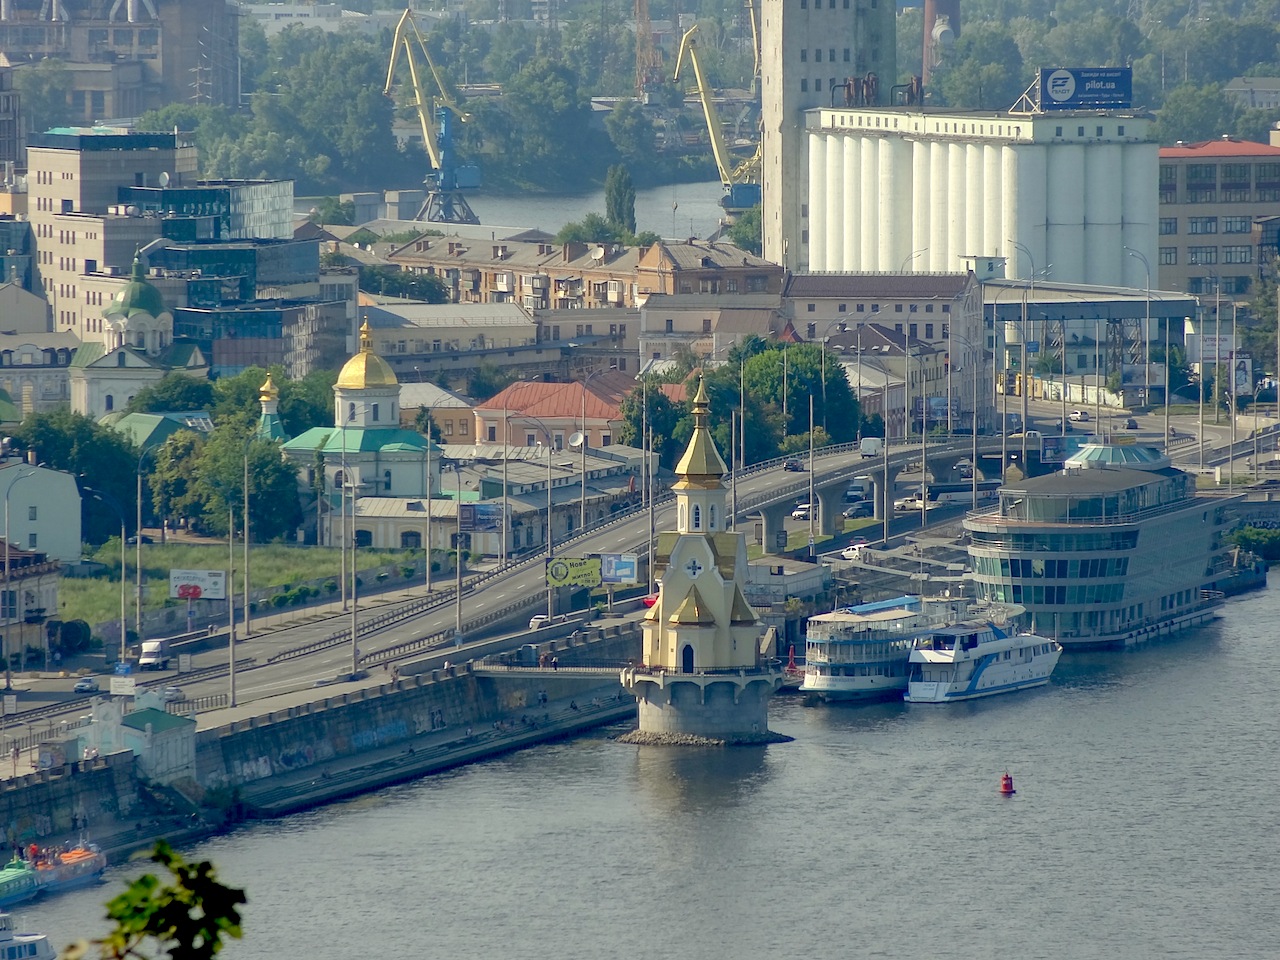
xmin=60 ymin=842 xmax=246 ymax=960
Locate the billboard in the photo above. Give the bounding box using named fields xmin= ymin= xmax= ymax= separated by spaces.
xmin=1185 ymin=334 xmax=1237 ymax=365
xmin=169 ymin=569 xmax=227 ymax=601
xmin=913 ymin=396 xmax=960 ymax=424
xmin=458 ymin=503 xmax=505 ymax=533
xmin=1231 ymin=355 xmax=1253 ymax=397
xmin=1039 ymin=68 xmax=1133 ymax=110
xmin=599 ymin=553 xmax=639 ymax=585
xmin=546 ymin=557 xmax=602 ymax=588
xmin=1040 ymin=434 xmax=1091 ymax=464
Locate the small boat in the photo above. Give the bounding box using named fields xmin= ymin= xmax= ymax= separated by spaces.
xmin=0 ymin=858 xmax=38 ymax=909
xmin=31 ymin=840 xmax=107 ymax=896
xmin=0 ymin=911 xmax=56 ymax=959
xmin=904 ymin=621 xmax=1061 ymax=703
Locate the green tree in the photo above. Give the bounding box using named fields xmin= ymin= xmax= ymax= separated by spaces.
xmin=150 ymin=431 xmax=206 ymax=531
xmin=210 ymin=367 xmax=271 ymax=425
xmin=309 ymin=197 xmax=355 ymax=226
xmin=604 ymin=165 xmax=637 ymax=234
xmin=617 ymin=378 xmax=685 ymax=467
xmin=128 ymin=374 xmax=216 ymax=414
xmin=727 ymin=205 xmax=762 ymax=256
xmin=466 ymin=362 xmax=513 ymax=402
xmin=555 ymin=213 xmax=626 ymax=245
xmin=933 ymin=25 xmax=1027 ymax=110
xmin=278 ymin=369 xmax=337 ymax=435
xmin=1152 ymin=84 xmax=1239 ymax=145
xmin=12 ymin=409 xmax=137 ymax=543
xmin=357 ymin=265 xmax=449 ymax=302
xmin=193 ymin=425 xmax=301 ymax=541
xmin=65 ymin=841 xmax=245 ymax=960
xmin=14 ymin=60 xmax=73 ymax=134
xmin=604 ymin=100 xmax=657 ymax=166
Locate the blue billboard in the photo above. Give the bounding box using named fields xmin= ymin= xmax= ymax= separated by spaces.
xmin=599 ymin=553 xmax=639 ymax=585
xmin=458 ymin=503 xmax=505 ymax=532
xmin=1039 ymin=68 xmax=1132 ymax=110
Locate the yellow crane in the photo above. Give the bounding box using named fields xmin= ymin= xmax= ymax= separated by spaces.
xmin=384 ymin=8 xmax=480 ymax=224
xmin=674 ymin=24 xmax=760 ymax=214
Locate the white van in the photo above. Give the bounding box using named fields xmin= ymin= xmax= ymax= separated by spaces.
xmin=859 ymin=437 xmax=884 ymax=458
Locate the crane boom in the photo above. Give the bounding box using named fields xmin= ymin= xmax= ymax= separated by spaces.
xmin=674 ymin=25 xmax=737 ymax=190
xmin=386 ymin=9 xmax=443 ymax=172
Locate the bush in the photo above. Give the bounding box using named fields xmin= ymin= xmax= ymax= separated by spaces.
xmin=401 ymin=566 xmax=415 ymax=579
xmin=271 ymin=594 xmax=290 ymax=609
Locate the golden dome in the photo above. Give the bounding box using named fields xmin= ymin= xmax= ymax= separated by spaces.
xmin=259 ymin=372 xmax=280 ymax=403
xmin=337 ymin=321 xmax=398 ymax=390
xmin=673 ymin=375 xmax=727 ymax=489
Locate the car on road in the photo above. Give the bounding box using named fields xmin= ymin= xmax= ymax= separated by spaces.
xmin=782 ymin=459 xmax=804 ymax=472
xmin=126 ymin=534 xmax=154 ymax=545
xmin=842 ymin=501 xmax=873 ymax=518
xmin=529 ymin=614 xmax=552 ymax=630
xmin=1054 ymin=418 xmax=1073 ymax=433
xmin=161 ymin=686 xmax=184 ymax=703
xmin=1123 ymin=417 xmax=1139 ymax=429
xmin=1068 ymin=409 xmax=1091 ymax=422
xmin=73 ymin=677 xmax=99 ymax=693
xmin=791 ymin=503 xmax=812 ymax=520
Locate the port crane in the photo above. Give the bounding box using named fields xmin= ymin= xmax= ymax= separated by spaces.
xmin=674 ymin=24 xmax=761 ymax=215
xmin=384 ymin=8 xmax=481 ymax=224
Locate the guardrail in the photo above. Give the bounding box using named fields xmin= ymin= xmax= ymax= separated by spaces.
xmin=169 ymin=693 xmax=229 ymax=715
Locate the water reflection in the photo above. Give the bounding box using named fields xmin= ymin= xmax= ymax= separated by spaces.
xmin=628 ymin=744 xmax=771 ymax=815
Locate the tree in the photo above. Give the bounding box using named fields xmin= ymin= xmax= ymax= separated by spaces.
xmin=12 ymin=409 xmax=138 ymax=543
xmin=193 ymin=425 xmax=301 ymax=541
xmin=555 ymin=213 xmax=626 ymax=245
xmin=151 ymin=431 xmax=207 ymax=531
xmin=466 ymin=362 xmax=514 ymax=402
xmin=604 ymin=165 xmax=637 ymax=235
xmin=13 ymin=60 xmax=73 ymax=134
xmin=64 ymin=841 xmax=244 ymax=960
xmin=1151 ymin=84 xmax=1239 ymax=145
xmin=309 ymin=196 xmax=355 ymax=226
xmin=211 ymin=367 xmax=271 ymax=425
xmin=357 ymin=266 xmax=450 ymax=302
xmin=604 ymin=100 xmax=657 ymax=166
xmin=727 ymin=205 xmax=763 ymax=256
xmin=278 ymin=369 xmax=337 ymax=436
xmin=128 ymin=375 xmax=216 ymax=414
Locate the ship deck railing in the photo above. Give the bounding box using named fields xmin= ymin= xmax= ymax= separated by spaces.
xmin=965 ymin=498 xmax=1234 ymax=528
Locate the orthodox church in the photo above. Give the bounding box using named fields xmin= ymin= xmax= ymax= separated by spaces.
xmin=282 ymin=321 xmax=441 ymax=546
xmin=620 ymin=378 xmax=785 ymax=744
xmin=69 ymin=255 xmax=208 ymax=419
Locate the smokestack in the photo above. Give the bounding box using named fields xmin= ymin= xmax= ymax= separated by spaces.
xmin=922 ymin=0 xmax=961 ymax=89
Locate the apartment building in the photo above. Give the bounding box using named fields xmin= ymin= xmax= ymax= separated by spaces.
xmin=1157 ymin=137 xmax=1280 ymax=296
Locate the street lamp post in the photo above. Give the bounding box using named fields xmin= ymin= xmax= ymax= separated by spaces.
xmin=423 ymin=408 xmax=433 ymax=592
xmin=526 ymin=415 xmax=557 ymax=618
xmin=575 ymin=367 xmax=616 ymax=532
xmin=82 ymin=487 xmax=128 ymax=672
xmin=3 ymin=468 xmax=40 ymax=688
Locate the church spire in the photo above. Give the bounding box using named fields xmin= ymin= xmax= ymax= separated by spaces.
xmin=673 ymin=376 xmax=727 ymax=490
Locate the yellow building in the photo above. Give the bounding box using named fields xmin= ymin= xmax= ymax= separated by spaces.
xmin=620 ymin=378 xmax=785 ymax=744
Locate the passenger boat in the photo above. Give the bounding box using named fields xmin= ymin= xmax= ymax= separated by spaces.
xmin=0 ymin=858 xmax=38 ymax=909
xmin=904 ymin=621 xmax=1061 ymax=703
xmin=31 ymin=841 xmax=107 ymax=895
xmin=801 ymin=596 xmax=1023 ymax=702
xmin=0 ymin=912 xmax=55 ymax=959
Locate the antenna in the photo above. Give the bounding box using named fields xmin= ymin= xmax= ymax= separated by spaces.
xmin=569 ymin=432 xmax=585 ymax=448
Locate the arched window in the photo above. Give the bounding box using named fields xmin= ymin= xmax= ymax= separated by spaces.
xmin=334 ymin=469 xmax=345 ymax=489
xmin=383 ymin=470 xmax=392 ymax=491
xmin=347 ymin=402 xmax=356 ymax=423
xmin=104 ymin=394 xmax=114 ymax=411
xmin=709 ymin=505 xmax=716 ymax=530
xmin=692 ymin=504 xmax=701 ymax=529
xmin=372 ymin=403 xmax=380 ymax=422
xmin=678 ymin=503 xmax=686 ymax=530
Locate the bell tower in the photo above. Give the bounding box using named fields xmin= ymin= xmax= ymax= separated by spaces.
xmin=620 ymin=377 xmax=786 ymax=744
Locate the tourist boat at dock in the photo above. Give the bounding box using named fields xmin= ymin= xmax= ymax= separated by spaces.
xmin=801 ymin=596 xmax=1024 ymax=702
xmin=904 ymin=621 xmax=1061 ymax=703
xmin=0 ymin=912 xmax=56 ymax=960
xmin=0 ymin=858 xmax=38 ymax=909
xmin=31 ymin=840 xmax=107 ymax=896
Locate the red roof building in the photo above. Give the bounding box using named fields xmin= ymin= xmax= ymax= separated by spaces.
xmin=473 ymin=371 xmax=637 ymax=448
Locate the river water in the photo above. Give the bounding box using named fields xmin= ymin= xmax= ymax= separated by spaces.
xmin=23 ymin=584 xmax=1280 ymax=959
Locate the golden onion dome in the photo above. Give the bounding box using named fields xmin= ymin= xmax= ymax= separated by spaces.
xmin=259 ymin=372 xmax=280 ymax=403
xmin=336 ymin=320 xmax=398 ymax=390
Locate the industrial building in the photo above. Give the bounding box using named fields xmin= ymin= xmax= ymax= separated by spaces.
xmin=793 ymin=106 xmax=1157 ymax=287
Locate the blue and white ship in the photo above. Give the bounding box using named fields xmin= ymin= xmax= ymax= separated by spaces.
xmin=903 ymin=621 xmax=1061 ymax=703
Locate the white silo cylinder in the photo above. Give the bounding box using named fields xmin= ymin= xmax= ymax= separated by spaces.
xmin=929 ymin=140 xmax=949 ymax=272
xmin=826 ymin=133 xmax=844 ymax=271
xmin=966 ymin=143 xmax=984 ymax=262
xmin=947 ymin=141 xmax=966 ymax=273
xmin=1084 ymin=143 xmax=1123 ymax=286
xmin=843 ymin=134 xmax=861 ymax=271
xmin=1046 ymin=143 xmax=1085 ymax=283
xmin=809 ymin=133 xmax=827 ymax=270
xmin=1121 ymin=141 xmax=1159 ymax=289
xmin=912 ymin=139 xmax=931 ymax=260
xmin=860 ymin=136 xmax=879 ymax=269
xmin=983 ymin=144 xmax=1003 ymax=258
xmin=1004 ymin=144 xmax=1047 ymax=280
xmin=879 ymin=136 xmax=909 ymax=272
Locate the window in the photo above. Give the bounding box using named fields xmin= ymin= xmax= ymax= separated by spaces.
xmin=459 ymin=420 xmax=469 ymax=436
xmin=1055 ymin=126 xmax=1063 ymax=137
xmin=925 ymin=304 xmax=934 ymax=313
xmin=1159 ymin=218 xmax=1177 ymax=235
xmin=709 ymin=505 xmax=716 ymax=529
xmin=104 ymin=395 xmax=114 ymax=411
xmin=909 ymin=323 xmax=918 ymax=338
xmin=1159 ymin=164 xmax=1177 ymax=203
xmin=1189 ymin=217 xmax=1217 ymax=234
xmin=487 ymin=425 xmax=496 ymax=442
xmin=702 ymin=318 xmax=712 ymax=333
xmin=692 ymin=504 xmax=701 ymax=529
xmin=894 ymin=304 xmax=903 ymax=313
xmin=664 ymin=318 xmax=673 ymax=333
xmin=909 ymin=304 xmax=918 ymax=313
xmin=348 ymin=402 xmax=356 ymax=423
xmin=814 ymin=49 xmax=821 ymax=62
xmin=1223 ymin=245 xmax=1252 ymax=264
xmin=941 ymin=305 xmax=950 ymax=313
xmin=925 ymin=323 xmax=934 ymax=339
xmin=383 ymin=470 xmax=392 ymax=491
xmin=0 ymin=590 xmax=13 ymax=619
xmin=444 ymin=421 xmax=454 ymax=436
xmin=843 ymin=48 xmax=850 ymax=62
xmin=801 ymin=79 xmax=808 ymax=92
xmin=371 ymin=402 xmax=380 ymax=422
xmin=1159 ymin=247 xmax=1177 ymax=265
xmin=815 ymin=78 xmax=823 ymax=91
xmin=1188 ymin=246 xmax=1217 ymax=265
xmin=25 ymin=532 xmax=35 ymax=548
xmin=28 ymin=506 xmax=36 ymax=521
xmin=1223 ymin=216 xmax=1251 ymax=234
xmin=838 ymin=303 xmax=846 ymax=312
xmin=801 ymin=49 xmax=807 ymax=62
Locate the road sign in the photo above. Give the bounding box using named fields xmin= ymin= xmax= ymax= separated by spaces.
xmin=169 ymin=569 xmax=227 ymax=601
xmin=2 ymin=695 xmax=15 ymax=716
xmin=1025 ymin=340 xmax=1040 ymax=354
xmin=109 ymin=676 xmax=137 ymax=697
xmin=775 ymin=530 xmax=788 ymax=549
xmin=113 ymin=661 xmax=132 ymax=676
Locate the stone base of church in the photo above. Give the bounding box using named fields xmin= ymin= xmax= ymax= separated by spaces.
xmin=615 ymin=727 xmax=792 ymax=746
xmin=621 ymin=673 xmax=786 ymax=744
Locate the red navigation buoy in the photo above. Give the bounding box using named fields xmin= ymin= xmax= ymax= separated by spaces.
xmin=786 ymin=645 xmax=798 ymax=672
xmin=999 ymin=771 xmax=1016 ymax=796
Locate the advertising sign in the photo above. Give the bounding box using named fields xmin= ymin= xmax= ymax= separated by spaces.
xmin=169 ymin=569 xmax=227 ymax=601
xmin=1231 ymin=355 xmax=1253 ymax=397
xmin=109 ymin=676 xmax=137 ymax=697
xmin=1039 ymin=67 xmax=1133 ymax=110
xmin=546 ymin=557 xmax=602 ymax=588
xmin=599 ymin=553 xmax=639 ymax=585
xmin=1185 ymin=334 xmax=1237 ymax=365
xmin=458 ymin=503 xmax=505 ymax=533
xmin=913 ymin=396 xmax=961 ymax=424
xmin=1040 ymin=434 xmax=1090 ymax=464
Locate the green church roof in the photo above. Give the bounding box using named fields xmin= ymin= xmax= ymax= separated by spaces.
xmin=104 ymin=255 xmax=166 ymax=320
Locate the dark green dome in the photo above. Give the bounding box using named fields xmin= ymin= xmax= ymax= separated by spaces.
xmin=104 ymin=255 xmax=166 ymax=320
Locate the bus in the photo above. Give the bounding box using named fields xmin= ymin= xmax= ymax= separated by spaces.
xmin=895 ymin=481 xmax=1000 ymax=511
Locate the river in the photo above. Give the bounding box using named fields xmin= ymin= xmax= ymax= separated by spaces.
xmin=22 ymin=584 xmax=1280 ymax=959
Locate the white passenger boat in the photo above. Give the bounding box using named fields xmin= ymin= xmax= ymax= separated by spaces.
xmin=0 ymin=912 xmax=56 ymax=960
xmin=802 ymin=596 xmax=1021 ymax=702
xmin=903 ymin=621 xmax=1061 ymax=703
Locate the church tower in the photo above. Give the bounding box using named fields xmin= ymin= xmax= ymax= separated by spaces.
xmin=620 ymin=378 xmax=785 ymax=744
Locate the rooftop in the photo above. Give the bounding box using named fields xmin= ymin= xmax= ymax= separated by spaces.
xmin=784 ymin=272 xmax=971 ymax=299
xmin=1159 ymin=137 xmax=1280 ymax=159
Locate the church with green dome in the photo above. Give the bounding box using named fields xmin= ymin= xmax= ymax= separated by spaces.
xmin=69 ymin=255 xmax=209 ymax=419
